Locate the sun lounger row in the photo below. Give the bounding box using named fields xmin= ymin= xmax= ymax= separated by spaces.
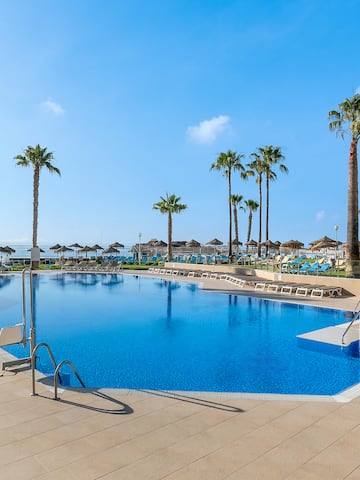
xmin=148 ymin=267 xmax=222 ymax=279
xmin=252 ymin=280 xmax=342 ymax=297
xmin=222 ymin=275 xmax=342 ymax=298
xmin=62 ymin=261 xmax=123 ymax=273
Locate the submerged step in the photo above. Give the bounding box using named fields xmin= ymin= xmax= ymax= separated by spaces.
xmin=297 ymin=321 xmax=360 ymax=357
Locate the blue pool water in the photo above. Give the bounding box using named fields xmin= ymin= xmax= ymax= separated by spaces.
xmin=0 ymin=273 xmax=359 ymax=395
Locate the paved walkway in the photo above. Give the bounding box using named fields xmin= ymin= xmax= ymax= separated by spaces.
xmin=1 ymin=272 xmax=360 ymax=479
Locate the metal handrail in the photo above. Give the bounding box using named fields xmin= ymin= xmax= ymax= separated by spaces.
xmin=341 ymin=299 xmax=360 ymax=345
xmin=54 ymin=360 xmax=85 ymax=400
xmin=31 ymin=342 xmax=86 ymax=399
xmin=31 ymin=342 xmax=57 ymax=396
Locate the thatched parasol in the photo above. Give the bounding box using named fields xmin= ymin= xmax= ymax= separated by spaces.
xmin=206 ymin=238 xmax=223 ymax=246
xmin=246 ymin=239 xmax=257 ymax=246
xmin=261 ymin=240 xmax=279 ymax=249
xmin=281 ymin=240 xmax=304 ymax=249
xmin=309 ymin=235 xmax=337 ymax=246
xmin=103 ymin=246 xmax=120 ymax=255
xmin=49 ymin=243 xmax=61 ymax=250
xmin=110 ymin=242 xmax=125 ymax=248
xmin=186 ymin=239 xmax=201 ymax=254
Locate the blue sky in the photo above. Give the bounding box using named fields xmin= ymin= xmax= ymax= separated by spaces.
xmin=1 ymin=0 xmax=359 ymax=248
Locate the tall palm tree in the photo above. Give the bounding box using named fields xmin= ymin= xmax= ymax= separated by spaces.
xmin=244 ymin=199 xmax=259 ymax=252
xmin=210 ymin=150 xmax=250 ymax=260
xmin=153 ymin=193 xmax=187 ymax=261
xmin=247 ymin=153 xmax=266 ymax=256
xmin=14 ymin=144 xmax=61 ymax=267
xmin=329 ymin=94 xmax=360 ymax=277
xmin=260 ymin=146 xmax=288 ymax=256
xmin=231 ymin=194 xmax=244 ymax=255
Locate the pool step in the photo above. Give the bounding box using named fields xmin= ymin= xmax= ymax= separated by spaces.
xmin=297 ymin=322 xmax=359 ymax=347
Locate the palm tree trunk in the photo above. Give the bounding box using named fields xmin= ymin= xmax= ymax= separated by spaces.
xmin=167 ymin=212 xmax=173 ymax=261
xmin=247 ymin=212 xmax=253 ymax=248
xmin=228 ymin=172 xmax=233 ymax=260
xmin=346 ymin=137 xmax=359 ymax=276
xmin=233 ymin=205 xmax=239 ymax=256
xmin=265 ymin=174 xmax=270 ymax=256
xmin=257 ymin=179 xmax=262 ymax=257
xmin=33 ymin=167 xmax=40 ymax=248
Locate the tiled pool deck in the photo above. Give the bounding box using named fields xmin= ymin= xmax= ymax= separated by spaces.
xmin=1 ymin=272 xmax=360 ymax=479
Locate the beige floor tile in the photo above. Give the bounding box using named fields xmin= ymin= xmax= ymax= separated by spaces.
xmin=34 ymin=436 xmax=101 ymax=471
xmin=299 ymin=436 xmax=360 ymax=479
xmin=0 ymin=456 xmax=46 ymax=480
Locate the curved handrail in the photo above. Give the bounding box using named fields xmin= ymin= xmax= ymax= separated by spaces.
xmin=31 ymin=342 xmax=57 ymax=396
xmin=54 ymin=360 xmax=86 ymax=400
xmin=342 ymin=299 xmax=360 ymax=345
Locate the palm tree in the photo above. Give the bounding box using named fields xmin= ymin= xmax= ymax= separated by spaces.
xmin=329 ymin=94 xmax=360 ymax=277
xmin=210 ymin=150 xmax=250 ymax=260
xmin=244 ymin=199 xmax=259 ymax=252
xmin=153 ymin=193 xmax=187 ymax=261
xmin=247 ymin=153 xmax=266 ymax=256
xmin=14 ymin=144 xmax=61 ymax=267
xmin=231 ymin=194 xmax=244 ymax=255
xmin=260 ymin=146 xmax=288 ymax=256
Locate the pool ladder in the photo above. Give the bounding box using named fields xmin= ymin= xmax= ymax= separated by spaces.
xmin=341 ymin=299 xmax=360 ymax=345
xmin=31 ymin=342 xmax=85 ymax=400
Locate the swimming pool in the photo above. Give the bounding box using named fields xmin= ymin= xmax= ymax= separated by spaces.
xmin=0 ymin=272 xmax=359 ymax=395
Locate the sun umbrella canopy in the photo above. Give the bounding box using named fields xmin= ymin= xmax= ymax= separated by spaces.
xmin=261 ymin=240 xmax=279 ymax=249
xmin=92 ymin=244 xmax=104 ymax=250
xmin=154 ymin=240 xmax=167 ymax=247
xmin=309 ymin=235 xmax=337 ymax=246
xmin=110 ymin=242 xmax=125 ymax=248
xmin=3 ymin=246 xmax=16 ymax=253
xmin=56 ymin=246 xmax=74 ymax=253
xmin=49 ymin=243 xmax=61 ymax=250
xmin=246 ymin=239 xmax=257 ymax=246
xmin=232 ymin=239 xmax=243 ymax=245
xmin=186 ymin=239 xmax=201 ymax=247
xmin=103 ymin=246 xmax=120 ymax=254
xmin=281 ymin=240 xmax=304 ymax=249
xmin=69 ymin=243 xmax=83 ymax=249
xmin=78 ymin=245 xmax=96 ymax=252
xmin=206 ymin=238 xmax=223 ymax=246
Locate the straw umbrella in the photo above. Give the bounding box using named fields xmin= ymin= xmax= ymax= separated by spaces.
xmin=91 ymin=244 xmax=104 ymax=258
xmin=110 ymin=242 xmax=125 ymax=248
xmin=103 ymin=246 xmax=120 ymax=261
xmin=280 ymin=240 xmax=304 ymax=257
xmin=78 ymin=245 xmax=96 ymax=258
xmin=56 ymin=246 xmax=74 ymax=264
xmin=186 ymin=239 xmax=201 ymax=255
xmin=206 ymin=238 xmax=223 ymax=255
xmin=69 ymin=243 xmax=83 ymax=258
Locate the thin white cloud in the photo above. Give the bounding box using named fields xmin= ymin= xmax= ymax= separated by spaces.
xmin=316 ymin=210 xmax=325 ymax=222
xmin=186 ymin=115 xmax=230 ymax=144
xmin=356 ymin=86 xmax=360 ymax=95
xmin=41 ymin=99 xmax=65 ymax=115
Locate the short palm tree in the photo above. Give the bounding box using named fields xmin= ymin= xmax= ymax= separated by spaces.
xmin=153 ymin=193 xmax=187 ymax=261
xmin=261 ymin=146 xmax=287 ymax=255
xmin=231 ymin=194 xmax=244 ymax=255
xmin=244 ymin=199 xmax=259 ymax=252
xmin=210 ymin=150 xmax=250 ymax=260
xmin=329 ymin=94 xmax=360 ymax=277
xmin=14 ymin=144 xmax=61 ymax=267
